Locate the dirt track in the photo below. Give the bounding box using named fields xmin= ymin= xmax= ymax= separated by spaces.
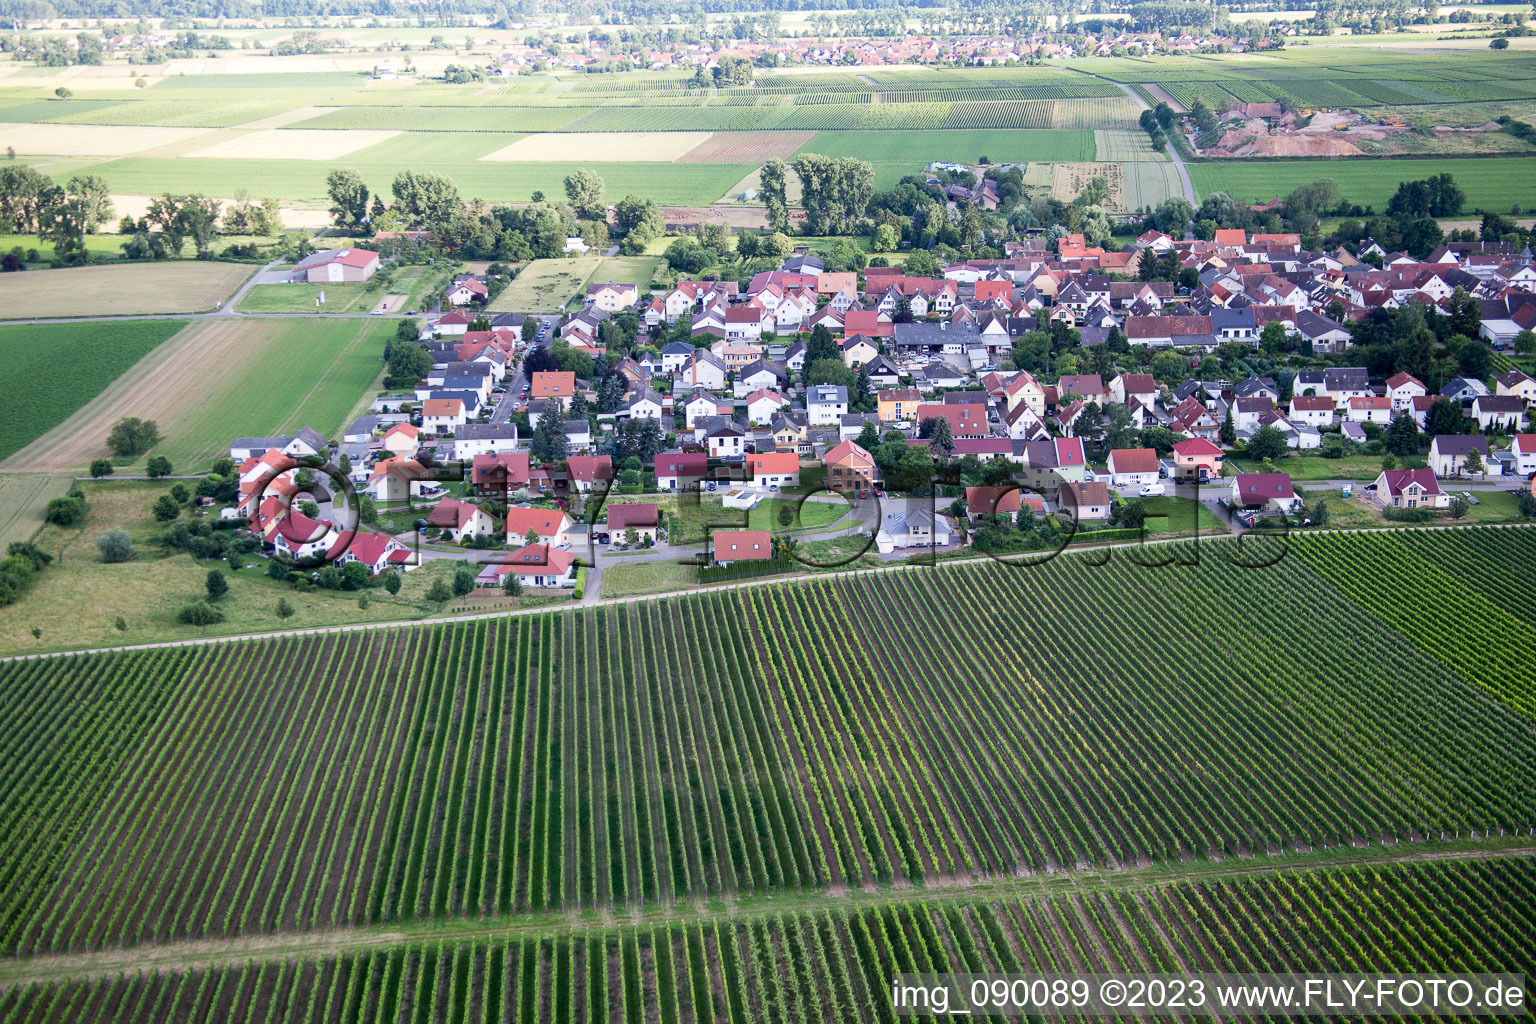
xmin=1 ymin=321 xmax=269 ymax=473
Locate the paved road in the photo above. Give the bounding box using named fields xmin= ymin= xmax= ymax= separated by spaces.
xmin=489 ymin=316 xmax=555 ymax=425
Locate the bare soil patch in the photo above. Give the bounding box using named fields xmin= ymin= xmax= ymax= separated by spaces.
xmin=674 ymin=130 xmax=814 ymax=164
xmin=1138 ymin=83 xmax=1186 ymax=113
xmin=0 ymin=261 xmax=252 ymax=319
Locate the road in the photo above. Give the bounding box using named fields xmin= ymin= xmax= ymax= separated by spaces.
xmin=490 ymin=315 xmax=556 ymax=425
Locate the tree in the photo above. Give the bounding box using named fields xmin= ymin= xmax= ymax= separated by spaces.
xmin=383 ymin=572 xmax=402 ymax=595
xmin=1491 ymin=35 xmax=1510 ymax=48
xmin=95 ymin=528 xmax=133 ymax=563
xmin=563 ymin=169 xmax=606 ymax=220
xmin=390 ymin=171 xmax=460 ymax=228
xmin=1219 ymin=404 xmax=1236 ymax=446
xmin=452 ymin=563 xmax=477 ymax=596
xmin=759 ymin=158 xmax=789 ymax=231
xmin=1447 ymin=495 xmax=1470 ymax=518
xmin=612 ymin=194 xmax=662 ymax=250
xmin=145 ymin=455 xmax=172 ymax=479
xmin=106 ymin=417 xmax=160 ymax=458
xmin=870 ymin=223 xmax=900 ymax=252
xmin=385 ymin=342 xmax=433 ymax=387
xmin=1246 ymin=424 xmax=1290 ymax=462
xmin=89 ymin=458 xmax=114 ymax=478
xmin=205 ymin=569 xmax=229 ymax=602
xmin=1383 ymin=413 xmax=1420 ymax=456
xmin=1113 ymin=498 xmax=1147 ymax=531
xmin=115 ymin=616 xmax=127 ymax=632
xmin=529 ymin=411 xmax=569 ymax=462
xmin=1519 ymin=490 xmax=1536 ymax=518
xmin=1464 ymin=448 xmax=1484 ymax=477
xmin=1514 ymin=329 xmax=1536 ymax=357
xmin=178 ymin=601 xmax=224 ymax=626
xmin=46 ymin=495 xmax=85 ymax=526
xmin=326 ymin=168 xmax=370 ymax=227
xmin=927 ymin=416 xmax=954 ymax=459
xmin=1423 ymin=397 xmax=1465 ymax=437
xmin=152 ymin=494 xmax=180 ymax=522
xmin=502 ymin=570 xmax=524 ymax=596
xmin=276 ymin=597 xmax=295 ymax=620
xmin=426 ymin=578 xmax=453 ymax=603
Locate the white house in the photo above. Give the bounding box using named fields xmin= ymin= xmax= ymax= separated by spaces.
xmin=1512 ymin=433 xmax=1536 ymax=476
xmin=1385 ymin=372 xmax=1427 ymax=412
xmin=1428 ymin=435 xmax=1490 ymax=477
xmin=1473 ymin=395 xmax=1526 ymax=432
xmin=1105 ymin=448 xmax=1159 ymax=490
xmin=1345 ymin=396 xmax=1392 ymax=425
xmin=1372 ymin=468 xmax=1448 ymax=510
xmin=706 ymin=424 xmax=747 ymax=458
xmin=427 ymin=497 xmax=497 ymax=542
xmin=807 ymin=384 xmax=849 ymax=426
xmin=875 ymin=509 xmax=954 ymax=554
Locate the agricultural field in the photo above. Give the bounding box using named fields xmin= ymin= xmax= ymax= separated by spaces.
xmin=1187 ymin=155 xmax=1536 ymax=208
xmin=587 ymin=256 xmax=663 ymax=290
xmin=4 ymin=852 xmax=1533 ymax=1021
xmin=2 ymin=319 xmax=390 ymax=473
xmin=236 ymin=282 xmax=374 ymax=314
xmin=0 ymin=530 xmax=1531 ymax=961
xmin=0 ymin=319 xmax=187 ymax=462
xmin=0 ymin=473 xmax=71 ymax=550
xmin=0 ymin=262 xmax=252 ymax=318
xmin=489 ymin=258 xmax=602 ymax=313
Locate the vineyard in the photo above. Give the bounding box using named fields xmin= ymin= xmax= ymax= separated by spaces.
xmin=0 ymin=530 xmax=1533 ymax=967
xmin=2 ymin=854 xmax=1533 ymax=1022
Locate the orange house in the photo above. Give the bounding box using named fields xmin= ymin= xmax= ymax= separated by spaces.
xmin=823 ymin=440 xmax=879 ymax=493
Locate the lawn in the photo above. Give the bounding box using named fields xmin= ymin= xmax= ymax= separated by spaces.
xmin=236 ymin=281 xmax=373 ymax=313
xmin=794 ymin=128 xmax=1095 ymax=188
xmin=0 ymin=480 xmax=431 ymax=656
xmin=1138 ymin=495 xmax=1228 ymax=535
xmin=745 ymin=496 xmax=851 ymax=532
xmin=0 ymin=319 xmax=188 ymax=461
xmin=0 ymin=261 xmax=253 ymax=318
xmin=489 ymin=257 xmax=601 ymax=313
xmin=1229 ymin=453 xmax=1422 ymax=481
xmin=597 ymin=558 xmax=699 ymax=598
xmin=1186 ymin=156 xmax=1536 ymax=210
xmin=589 ymin=256 xmax=661 ymax=290
xmin=0 ymin=473 xmax=72 ymax=549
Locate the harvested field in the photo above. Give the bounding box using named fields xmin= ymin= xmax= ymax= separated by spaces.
xmin=0 ymin=473 xmax=71 ymax=549
xmin=1050 ymin=161 xmax=1124 ymax=208
xmin=0 ymin=261 xmax=252 ymax=318
xmin=1123 ymin=160 xmax=1187 ymax=210
xmin=1094 ymin=127 xmax=1165 ymax=161
xmin=488 ymin=257 xmax=601 ymax=313
xmin=187 ymin=127 xmax=399 ymax=159
xmin=482 ymin=131 xmax=712 ymax=162
xmin=675 ymin=129 xmax=814 ymax=163
xmin=0 ymin=122 xmax=209 ymax=156
xmin=232 ymin=105 xmax=342 ymax=130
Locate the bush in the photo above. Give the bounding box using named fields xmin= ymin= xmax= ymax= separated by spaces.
xmin=275 ymin=597 xmax=294 ymax=619
xmin=572 ymin=565 xmax=587 ymax=600
xmin=89 ymin=458 xmax=114 ymax=478
xmin=205 ymin=568 xmax=228 ymax=601
xmin=106 ymin=417 xmax=161 ymax=458
xmin=145 ymin=455 xmax=172 ymax=478
xmin=152 ymin=494 xmax=180 ymax=522
xmin=383 ymin=571 xmax=402 ymax=595
xmin=426 ymin=578 xmax=454 ymax=603
xmin=1383 ymin=506 xmax=1434 ymax=523
xmin=452 ymin=563 xmax=477 ymax=596
xmin=177 ymin=600 xmax=225 ymax=626
xmin=45 ymin=496 xmax=86 ymax=526
xmin=95 ymin=528 xmax=134 ymax=563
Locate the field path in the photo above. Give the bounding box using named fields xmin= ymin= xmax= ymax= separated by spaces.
xmin=0 ymin=840 xmax=1528 ymax=990
xmin=1078 ymin=74 xmax=1196 ymax=212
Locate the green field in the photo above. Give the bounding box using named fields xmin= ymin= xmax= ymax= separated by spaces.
xmin=0 ymin=319 xmax=187 ymax=461
xmin=796 ymin=128 xmax=1096 ymax=189
xmin=1188 ymin=155 xmax=1536 ymax=208
xmin=236 ymin=281 xmax=373 ymax=313
xmin=587 ymin=255 xmax=662 ymax=290
xmin=489 ymin=257 xmax=602 ymax=313
xmin=155 ymin=319 xmax=391 ymax=469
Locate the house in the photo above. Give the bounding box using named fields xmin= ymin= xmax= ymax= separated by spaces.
xmin=706 ymin=423 xmax=747 ymax=459
xmin=504 ymin=506 xmax=574 ymax=546
xmin=748 ymin=451 xmax=800 ymax=488
xmin=427 ymin=497 xmax=498 ymax=543
xmin=1171 ymin=437 xmax=1223 ymax=482
xmin=381 ymin=422 xmax=421 ymax=458
xmin=422 ymin=398 xmax=466 ymax=433
xmin=1233 ymin=397 xmax=1276 ymax=434
xmin=1228 ymin=473 xmax=1300 ymax=514
xmin=964 ymin=486 xmax=1042 ymax=517
xmin=566 ymin=455 xmax=613 ymax=494
xmin=773 ymin=413 xmax=810 ymax=455
xmin=823 ymin=440 xmax=879 ymax=493
xmin=446 ymin=277 xmax=488 ymax=306
xmin=875 ymin=508 xmax=954 ymax=553
xmin=807 ymin=385 xmax=849 ymax=426
xmin=605 ymin=502 xmax=660 ymax=542
xmin=915 ymin=403 xmax=989 ymax=439
xmin=1346 ymin=396 xmax=1392 ymax=425
xmin=338 ymin=529 xmax=412 ymax=576
xmin=366 ymin=457 xmax=434 ymax=503
xmin=1289 ymin=395 xmax=1336 ymax=428
xmin=290 ymin=247 xmax=380 ymax=284
xmin=678 ymin=350 xmax=728 ymax=391
xmin=1496 ymin=370 xmax=1536 ymax=403
xmin=1372 ymin=468 xmax=1448 ymax=510
xmin=1512 ymin=433 xmax=1536 ymax=476
xmin=1385 ymin=372 xmax=1428 ymax=412
xmin=622 ymin=389 xmax=665 ymax=421
xmin=530 ymin=371 xmax=577 ymax=410
xmin=724 ymin=306 xmax=770 ymax=339
xmin=1057 ymin=481 xmax=1111 ymax=520
xmin=1109 ymin=373 xmax=1157 ymax=407
xmin=712 ymin=529 xmax=773 ymax=565
xmin=1442 ymin=377 xmax=1489 ymax=404
xmin=587 ymin=281 xmax=639 ymax=312
xmin=258 ymin=501 xmax=341 ymax=563
xmin=1323 ymin=367 xmax=1371 ymax=403
xmin=878 ymin=388 xmax=923 ymax=422
xmin=491 ymin=543 xmax=578 ymax=587
xmin=1429 ymin=434 xmax=1491 ymax=477
xmin=1295 ymin=311 xmax=1352 ymax=354
xmin=1106 ymin=448 xmax=1160 ymax=490
xmin=654 ymin=451 xmax=708 ymax=490
xmin=1473 ymin=395 xmax=1526 ymax=432
xmin=450 ymin=423 xmax=520 ymax=460
xmin=1003 ymin=370 xmax=1046 ymax=417
xmin=745 ymin=389 xmax=790 ymax=425
xmin=841 ymin=334 xmax=880 ymax=369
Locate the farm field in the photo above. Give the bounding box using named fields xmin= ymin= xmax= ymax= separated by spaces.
xmin=0 ymin=529 xmax=1532 ymax=960
xmin=0 ymin=261 xmax=252 ymax=319
xmin=0 ymin=473 xmax=71 ymax=550
xmin=2 ymin=319 xmax=390 ymax=473
xmin=489 ymin=258 xmax=602 ymax=313
xmin=236 ymin=282 xmax=373 ymax=314
xmin=586 ymin=256 xmax=662 ymax=290
xmin=3 ymin=851 xmax=1532 ymax=1020
xmin=0 ymin=319 xmax=187 ymax=461
xmin=1187 ymin=155 xmax=1536 ymax=207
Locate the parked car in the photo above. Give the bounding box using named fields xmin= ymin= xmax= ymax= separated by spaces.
xmin=1139 ymin=482 xmax=1167 ymax=497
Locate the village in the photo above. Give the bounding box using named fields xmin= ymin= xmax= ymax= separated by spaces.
xmin=217 ymin=225 xmax=1536 ymax=598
